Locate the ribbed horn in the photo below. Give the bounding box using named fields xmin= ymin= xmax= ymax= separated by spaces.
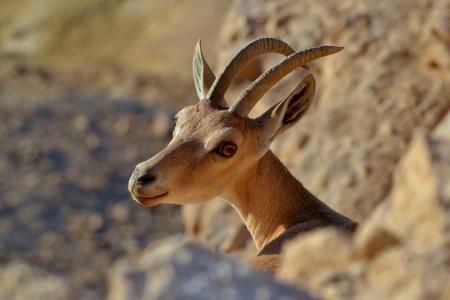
xmin=231 ymin=46 xmax=343 ymax=116
xmin=207 ymin=37 xmax=295 ymax=105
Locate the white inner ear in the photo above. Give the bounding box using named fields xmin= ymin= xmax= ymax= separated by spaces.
xmin=193 ymin=40 xmax=216 ymax=100
xmin=257 ymin=73 xmax=316 ymax=144
xmin=193 ymin=57 xmax=208 ymax=99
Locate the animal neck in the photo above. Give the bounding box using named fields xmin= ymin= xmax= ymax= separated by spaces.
xmin=222 ymin=150 xmax=325 ymax=250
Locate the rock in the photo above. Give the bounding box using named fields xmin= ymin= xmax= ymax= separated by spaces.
xmin=422 ymin=0 xmax=450 ymax=70
xmin=277 ymin=228 xmax=360 ymax=300
xmin=71 ymin=115 xmax=90 ymax=132
xmin=365 ymin=246 xmax=450 ymax=300
xmin=432 ymin=111 xmax=450 ymax=207
xmin=0 ymin=62 xmax=184 ymax=295
xmin=383 ymin=130 xmax=449 ymax=249
xmin=278 ymin=228 xmax=354 ymax=280
xmin=215 ymin=0 xmax=450 ymax=223
xmin=182 ymin=199 xmax=255 ymax=256
xmin=361 ymin=128 xmax=450 ymax=300
xmin=109 ymin=203 xmax=130 ymax=223
xmin=356 ymin=220 xmax=399 ymax=259
xmin=0 ymin=262 xmax=94 ymax=300
xmin=433 ymin=109 xmax=450 ymax=141
xmin=215 ymin=0 xmax=267 ymax=86
xmin=107 ymin=237 xmax=316 ymax=300
xmin=277 ymin=127 xmax=450 ymax=300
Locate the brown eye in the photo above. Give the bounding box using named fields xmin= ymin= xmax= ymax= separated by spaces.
xmin=215 ymin=142 xmax=237 ymax=158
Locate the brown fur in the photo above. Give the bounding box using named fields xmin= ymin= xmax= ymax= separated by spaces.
xmin=129 ymin=102 xmax=357 ymax=271
xmin=129 ymin=40 xmax=356 ymax=272
xmin=224 ymin=151 xmax=357 ymax=272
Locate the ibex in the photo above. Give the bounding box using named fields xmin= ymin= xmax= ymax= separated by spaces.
xmin=129 ymin=38 xmax=357 ymax=272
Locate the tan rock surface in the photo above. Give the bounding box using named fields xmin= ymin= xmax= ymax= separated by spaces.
xmin=182 ymin=199 xmax=255 ymax=255
xmin=107 ymin=237 xmax=316 ymax=300
xmin=277 ymin=127 xmax=450 ymax=300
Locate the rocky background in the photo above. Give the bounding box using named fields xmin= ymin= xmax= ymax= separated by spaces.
xmin=1 ymin=0 xmax=449 ymax=299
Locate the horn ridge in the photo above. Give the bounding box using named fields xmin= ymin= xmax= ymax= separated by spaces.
xmin=231 ymin=45 xmax=343 ymax=116
xmin=207 ymin=37 xmax=295 ymax=105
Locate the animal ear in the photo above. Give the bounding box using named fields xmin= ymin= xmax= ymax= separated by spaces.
xmin=257 ymin=74 xmax=316 ymax=143
xmin=193 ymin=39 xmax=216 ymax=100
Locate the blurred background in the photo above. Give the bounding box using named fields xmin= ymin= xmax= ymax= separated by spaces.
xmin=0 ymin=0 xmax=230 ymax=297
xmin=0 ymin=0 xmax=449 ymax=299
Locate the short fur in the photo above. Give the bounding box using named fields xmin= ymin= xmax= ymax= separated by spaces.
xmin=129 ymin=38 xmax=357 ymax=272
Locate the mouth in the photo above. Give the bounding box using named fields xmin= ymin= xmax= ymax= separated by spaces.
xmin=132 ymin=192 xmax=169 ymax=206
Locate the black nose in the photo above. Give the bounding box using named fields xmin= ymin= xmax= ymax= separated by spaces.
xmin=134 ymin=168 xmax=156 ymax=185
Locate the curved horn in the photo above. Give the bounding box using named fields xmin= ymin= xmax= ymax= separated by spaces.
xmin=207 ymin=37 xmax=295 ymax=106
xmin=231 ymin=46 xmax=343 ymax=116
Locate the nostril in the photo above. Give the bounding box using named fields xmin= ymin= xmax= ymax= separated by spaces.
xmin=136 ymin=174 xmax=156 ymax=185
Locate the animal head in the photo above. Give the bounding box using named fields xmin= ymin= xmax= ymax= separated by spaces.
xmin=128 ymin=38 xmax=342 ymax=206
